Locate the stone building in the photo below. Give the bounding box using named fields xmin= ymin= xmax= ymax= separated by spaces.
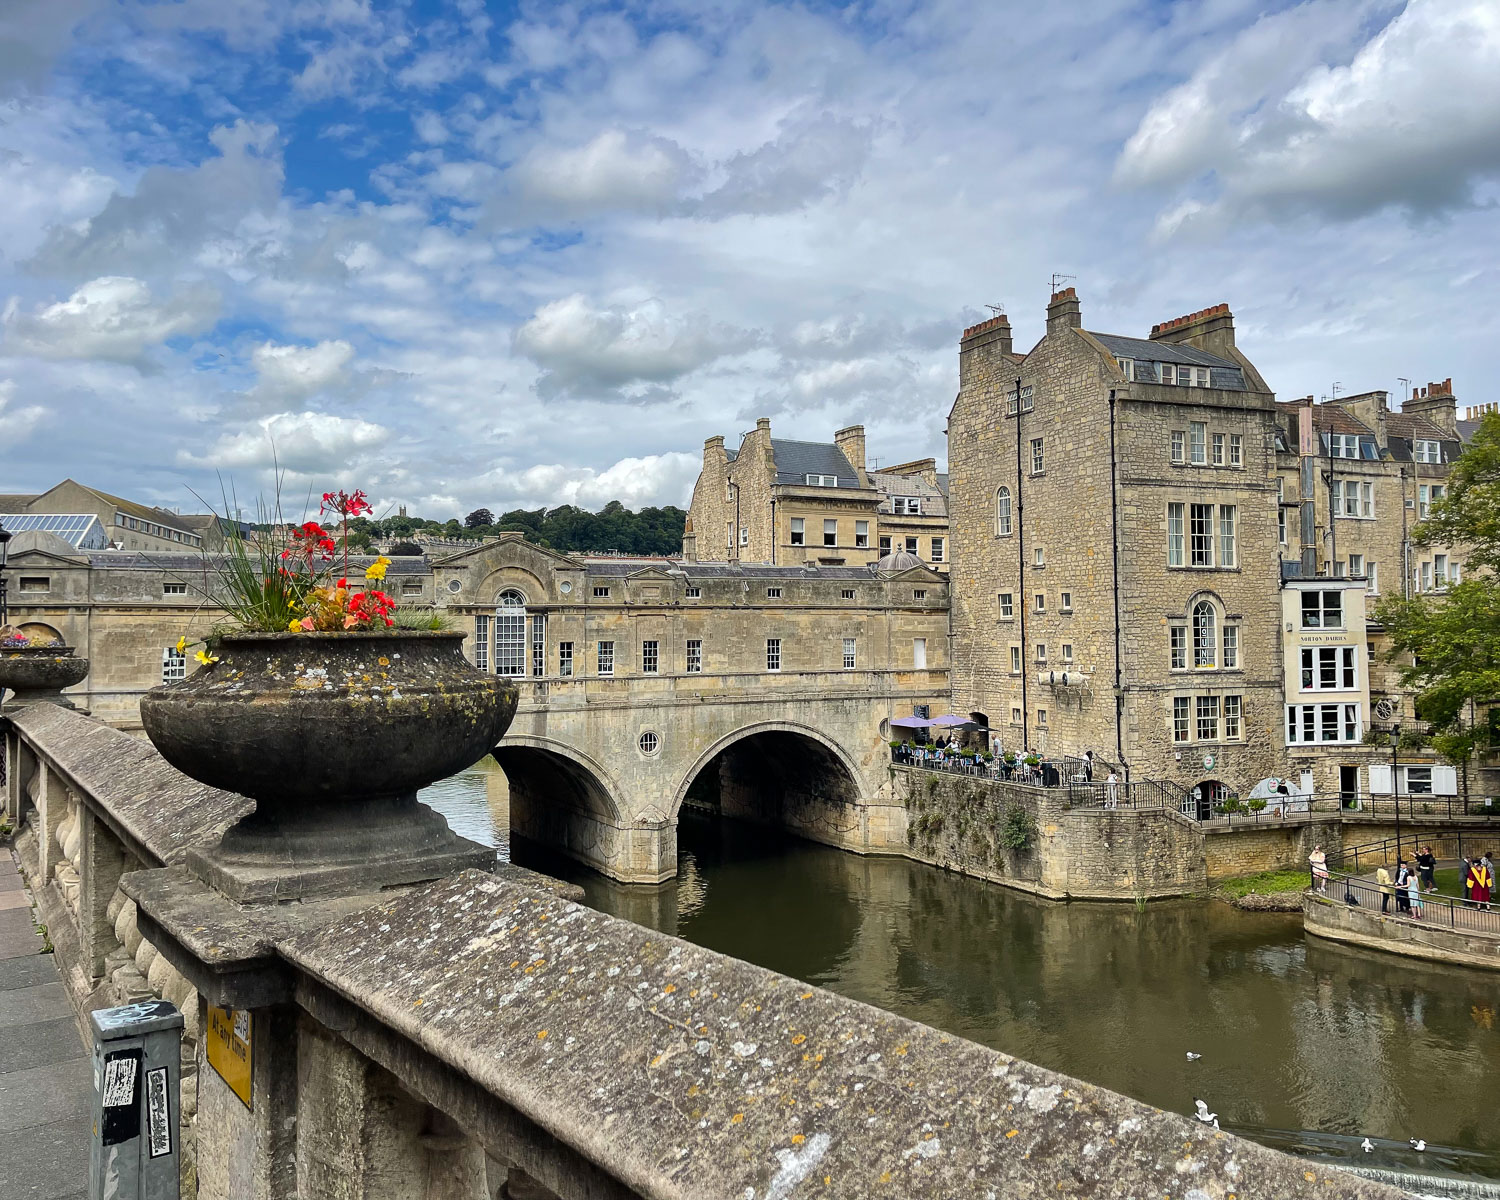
xmin=683 ymin=419 xmax=950 ymax=570
xmin=948 ymin=293 xmax=1285 ymax=797
xmin=1 ymin=479 xmax=213 ymax=552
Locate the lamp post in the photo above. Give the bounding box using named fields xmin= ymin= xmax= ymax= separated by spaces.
xmin=0 ymin=520 xmax=11 ymax=630
xmin=1388 ymin=723 xmax=1401 ymax=865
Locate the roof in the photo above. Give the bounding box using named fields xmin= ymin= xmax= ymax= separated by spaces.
xmin=582 ymin=557 xmax=890 ymax=580
xmin=868 ymin=470 xmax=948 ymax=517
xmin=1298 ymin=402 xmax=1374 ymax=437
xmin=70 ymin=481 xmax=199 ymax=536
xmin=935 ymin=473 xmax=949 ymax=496
xmin=0 ymin=494 xmax=38 ymax=509
xmin=768 ymin=439 xmax=861 ymax=488
xmin=874 ymin=549 xmax=926 ymax=571
xmin=1088 ymin=333 xmax=1238 ymax=370
xmin=1385 ymin=410 xmax=1451 ymax=442
xmin=1457 ymin=419 xmax=1482 ymax=443
xmin=0 ymin=513 xmax=111 ymax=549
xmin=84 ymin=552 xmax=431 ymax=576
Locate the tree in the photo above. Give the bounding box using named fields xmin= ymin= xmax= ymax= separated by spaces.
xmin=388 ymin=541 xmax=423 ymax=556
xmin=1376 ymin=411 xmax=1500 ymax=765
xmin=1413 ymin=410 xmax=1500 ymax=570
xmin=465 ymin=508 xmax=494 ymax=529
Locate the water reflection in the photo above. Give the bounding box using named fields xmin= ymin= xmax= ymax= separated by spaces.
xmin=420 ymin=763 xmax=1500 ymax=1184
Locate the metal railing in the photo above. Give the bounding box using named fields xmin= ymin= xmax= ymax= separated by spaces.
xmin=1330 ymin=831 xmax=1498 ymax=874
xmin=1066 ymin=777 xmax=1192 ymax=813
xmin=889 ymin=746 xmax=1083 ymax=790
xmin=1311 ymin=866 xmax=1500 ymax=937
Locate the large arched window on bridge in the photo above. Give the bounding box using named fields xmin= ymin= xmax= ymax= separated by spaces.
xmin=496 ymin=590 xmax=527 ymax=677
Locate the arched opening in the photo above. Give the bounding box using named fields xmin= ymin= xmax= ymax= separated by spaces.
xmin=677 ymin=727 xmax=862 ymax=852
xmin=495 ymin=590 xmax=527 ymax=678
xmin=490 ymin=739 xmax=653 ymax=881
xmin=1190 ymin=779 xmax=1230 ymax=820
xmin=995 ymin=487 xmax=1012 ymax=537
xmin=1191 ymin=600 xmax=1217 ymax=668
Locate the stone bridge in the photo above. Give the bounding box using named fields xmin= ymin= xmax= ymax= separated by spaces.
xmin=429 ymin=535 xmax=953 ymax=884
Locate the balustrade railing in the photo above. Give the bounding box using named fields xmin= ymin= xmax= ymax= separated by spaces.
xmin=1311 ymin=866 xmax=1500 ymax=938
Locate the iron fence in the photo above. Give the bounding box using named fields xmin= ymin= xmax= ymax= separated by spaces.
xmin=1311 ymin=866 xmax=1500 ymax=937
xmin=1330 ymin=831 xmax=1500 ymax=875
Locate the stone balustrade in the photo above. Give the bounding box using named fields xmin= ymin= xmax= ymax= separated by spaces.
xmin=2 ymin=703 xmax=1404 ymax=1200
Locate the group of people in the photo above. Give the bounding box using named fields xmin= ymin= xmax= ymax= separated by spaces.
xmin=1313 ymin=842 xmax=1497 ymax=916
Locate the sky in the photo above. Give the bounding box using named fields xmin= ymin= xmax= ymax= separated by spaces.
xmin=1 ymin=0 xmax=1498 ymax=521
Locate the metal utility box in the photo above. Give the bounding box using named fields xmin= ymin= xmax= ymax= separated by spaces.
xmin=89 ymin=999 xmax=184 ymax=1200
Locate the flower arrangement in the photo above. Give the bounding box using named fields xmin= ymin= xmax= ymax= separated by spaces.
xmin=2 ymin=631 xmax=30 ymax=648
xmin=179 ymin=486 xmax=403 ymax=664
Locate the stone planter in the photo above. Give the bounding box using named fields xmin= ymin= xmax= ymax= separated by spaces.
xmin=139 ymin=631 xmax=517 ymax=901
xmin=0 ymin=645 xmax=90 ymax=707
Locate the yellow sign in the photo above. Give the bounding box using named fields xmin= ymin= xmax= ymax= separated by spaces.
xmin=206 ymin=1005 xmax=253 ymax=1109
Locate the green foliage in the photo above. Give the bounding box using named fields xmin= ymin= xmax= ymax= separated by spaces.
xmin=388 ymin=541 xmax=423 ymax=556
xmin=1247 ymin=799 xmax=1266 ymax=813
xmin=999 ymin=804 xmax=1037 ymax=851
xmin=465 ymin=508 xmax=495 ymax=529
xmin=390 ymin=606 xmax=454 ymax=631
xmin=1411 ymin=410 xmax=1500 ymax=570
xmin=1216 ymin=869 xmax=1308 ymax=899
xmin=1377 ymin=578 xmax=1500 ymax=754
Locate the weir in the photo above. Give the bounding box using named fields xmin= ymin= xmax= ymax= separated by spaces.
xmin=2 ymin=700 xmax=1410 ymax=1199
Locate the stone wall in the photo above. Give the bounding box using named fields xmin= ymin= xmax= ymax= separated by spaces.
xmin=1304 ymin=892 xmax=1500 ymax=972
xmin=890 ymin=767 xmax=1206 ymax=899
xmin=1204 ymin=820 xmax=1345 ymax=882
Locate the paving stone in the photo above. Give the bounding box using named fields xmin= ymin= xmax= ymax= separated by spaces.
xmin=0 ymin=982 xmax=72 ymax=1025
xmin=0 ymin=1112 xmax=91 ymax=1199
xmin=0 ymin=889 xmax=31 ymax=910
xmin=0 ymin=1017 xmax=84 ymax=1074
xmin=0 ymin=908 xmax=43 ymax=960
xmin=0 ymin=870 xmax=26 ymax=892
xmin=0 ymin=953 xmax=62 ymax=991
xmin=0 ymin=1058 xmax=93 ymax=1134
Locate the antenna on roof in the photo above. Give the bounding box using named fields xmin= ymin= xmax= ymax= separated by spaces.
xmin=1049 ymin=274 xmax=1075 ymax=294
xmin=1397 ymin=377 xmax=1411 ymax=406
xmin=1332 ymin=382 xmax=1343 ymax=399
xmin=984 ymin=304 xmax=1006 ymax=317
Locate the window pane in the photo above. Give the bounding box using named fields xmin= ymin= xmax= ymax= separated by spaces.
xmin=1190 ymin=504 xmax=1213 ymax=566
xmin=1219 ymin=505 xmax=1236 ymax=567
xmin=1193 ymin=602 xmax=1216 ymax=667
xmin=1167 ymin=503 xmax=1184 ymax=567
xmin=1190 ymin=422 xmax=1206 ymax=463
xmin=497 ymin=591 xmax=526 ymax=677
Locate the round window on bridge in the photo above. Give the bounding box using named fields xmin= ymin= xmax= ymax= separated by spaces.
xmin=638 ymin=731 xmax=660 ymax=757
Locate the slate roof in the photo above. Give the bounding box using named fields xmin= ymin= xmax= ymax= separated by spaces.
xmin=85 ymin=552 xmax=431 ymax=575
xmin=1307 ymin=403 xmax=1374 ymax=436
xmin=1457 ymin=419 xmax=1482 ymax=443
xmin=1088 ymin=333 xmax=1238 ymax=369
xmin=0 ymin=494 xmax=38 ymax=510
xmin=769 ymin=439 xmax=861 ymax=488
xmin=1385 ymin=410 xmax=1451 ymax=442
xmin=868 ymin=469 xmax=948 ymax=517
xmin=584 ymin=558 xmax=881 ymax=580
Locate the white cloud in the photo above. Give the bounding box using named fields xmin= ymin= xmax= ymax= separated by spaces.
xmin=513 ymin=294 xmax=758 ymax=399
xmin=4 ymin=276 xmax=219 ymax=369
xmin=481 ymin=452 xmax=700 ymax=511
xmin=0 ymin=379 xmax=45 ymax=440
xmin=495 ymin=129 xmax=695 ymax=223
xmin=181 ymin=410 xmax=391 ymax=475
xmin=1119 ymin=0 xmax=1500 ymax=229
xmin=249 ymin=339 xmax=355 ymax=401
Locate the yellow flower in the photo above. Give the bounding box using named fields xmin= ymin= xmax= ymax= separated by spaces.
xmin=364 ymin=555 xmax=391 ymax=582
xmin=194 ymin=649 xmax=219 ymax=666
xmin=288 ymin=619 xmax=302 ymax=632
xmin=175 ymin=636 xmax=188 ymax=654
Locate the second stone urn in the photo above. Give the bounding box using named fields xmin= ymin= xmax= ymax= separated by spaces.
xmin=140 ymin=630 xmax=517 ymax=901
xmin=0 ymin=644 xmax=90 ymax=708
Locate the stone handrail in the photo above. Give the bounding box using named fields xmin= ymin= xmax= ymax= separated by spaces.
xmin=3 ymin=704 xmax=1403 ymax=1199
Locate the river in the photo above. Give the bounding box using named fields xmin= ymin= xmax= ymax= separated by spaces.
xmin=421 ymin=761 xmax=1500 ymax=1192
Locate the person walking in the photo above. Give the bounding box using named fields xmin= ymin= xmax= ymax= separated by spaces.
xmin=1394 ymin=859 xmax=1413 ymax=914
xmin=1468 ymin=855 xmax=1494 ymax=911
xmin=1376 ymin=865 xmax=1393 ymax=914
xmin=1309 ymin=845 xmax=1329 ymax=895
xmin=1416 ymin=845 xmax=1437 ymax=894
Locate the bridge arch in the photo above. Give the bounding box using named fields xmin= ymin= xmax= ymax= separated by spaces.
xmin=492 ymin=734 xmax=627 ymax=824
xmin=671 ymin=722 xmax=865 ymax=846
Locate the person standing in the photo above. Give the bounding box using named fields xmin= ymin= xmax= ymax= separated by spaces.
xmin=1468 ymin=855 xmax=1494 ymax=911
xmin=1376 ymin=865 xmax=1393 ymax=914
xmin=1416 ymin=845 xmax=1437 ymax=894
xmin=1309 ymin=845 xmax=1329 ymax=895
xmin=1461 ymin=854 xmax=1474 ymax=901
xmin=1394 ymin=859 xmax=1412 ymax=914
xmin=1105 ymin=770 xmax=1119 ymax=809
xmin=1406 ymin=868 xmax=1423 ymax=919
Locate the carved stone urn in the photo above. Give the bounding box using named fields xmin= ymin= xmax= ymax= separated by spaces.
xmin=0 ymin=644 xmax=90 ymax=707
xmin=139 ymin=631 xmax=517 ymax=901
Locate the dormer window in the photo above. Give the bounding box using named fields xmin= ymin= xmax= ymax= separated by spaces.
xmin=1414 ymin=439 xmax=1441 ymax=463
xmin=1116 ymin=358 xmax=1134 ymax=381
xmin=1161 ymin=364 xmax=1210 ymax=387
xmin=1329 ymin=434 xmax=1360 ymax=459
xmin=892 ymin=497 xmax=922 ymax=515
xmin=806 ymin=474 xmax=839 ymax=487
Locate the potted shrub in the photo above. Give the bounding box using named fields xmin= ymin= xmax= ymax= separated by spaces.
xmin=139 ymin=488 xmax=517 ymax=900
xmin=0 ymin=629 xmax=90 ymax=707
xmin=1247 ymin=798 xmax=1267 ymax=814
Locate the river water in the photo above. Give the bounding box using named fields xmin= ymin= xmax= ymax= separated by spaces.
xmin=421 ymin=761 xmax=1500 ymax=1190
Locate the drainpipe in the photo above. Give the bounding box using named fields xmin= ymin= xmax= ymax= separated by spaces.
xmin=770 ymin=497 xmax=776 ymax=566
xmin=1108 ymin=388 xmax=1126 ymax=778
xmin=1015 ymin=376 xmax=1028 ymax=754
xmin=1400 ymin=467 xmax=1411 ymax=599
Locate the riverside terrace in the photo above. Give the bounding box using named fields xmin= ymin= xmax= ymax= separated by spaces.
xmin=0 ymin=702 xmax=1409 ymax=1199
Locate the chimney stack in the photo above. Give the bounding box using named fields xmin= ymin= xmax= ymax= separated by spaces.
xmin=1045 ymin=288 xmax=1081 ymax=337
xmin=1150 ymin=303 xmax=1235 ymax=358
xmin=1404 ymin=378 xmax=1458 ymax=437
xmin=959 ymin=312 xmax=1013 ymax=387
xmin=834 ymin=424 xmax=866 ymax=472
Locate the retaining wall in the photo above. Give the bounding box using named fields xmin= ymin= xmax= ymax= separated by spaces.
xmin=1303 ymin=892 xmax=1500 ymax=972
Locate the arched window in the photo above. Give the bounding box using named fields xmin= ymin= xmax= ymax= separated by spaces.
xmin=996 ymin=487 xmax=1012 ymax=537
xmin=496 ymin=590 xmax=527 ymax=677
xmin=1192 ymin=601 xmax=1217 ymax=668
